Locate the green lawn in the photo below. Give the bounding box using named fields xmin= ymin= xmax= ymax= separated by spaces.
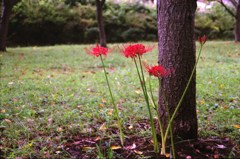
xmin=0 ymin=41 xmax=239 ymax=158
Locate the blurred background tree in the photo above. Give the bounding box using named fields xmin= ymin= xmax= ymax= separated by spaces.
xmin=0 ymin=0 xmax=20 ymax=51
xmin=218 ymin=0 xmax=239 ymax=42
xmin=195 ymin=2 xmax=235 ymax=40
xmin=205 ymin=0 xmax=239 ymax=42
xmin=96 ymin=0 xmax=107 ymax=47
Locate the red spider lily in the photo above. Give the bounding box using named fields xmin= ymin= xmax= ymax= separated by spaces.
xmin=145 ymin=64 xmax=173 ymax=77
xmin=86 ymin=44 xmax=109 ymax=57
xmin=121 ymin=43 xmax=154 ymax=58
xmin=198 ymin=35 xmax=207 ymax=45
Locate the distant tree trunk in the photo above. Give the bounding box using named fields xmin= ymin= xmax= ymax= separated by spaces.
xmin=235 ymin=0 xmax=240 ymax=42
xmin=96 ymin=0 xmax=107 ymax=47
xmin=0 ymin=0 xmax=18 ymax=51
xmin=157 ymin=0 xmax=198 ymax=141
xmin=219 ymin=0 xmax=240 ymax=42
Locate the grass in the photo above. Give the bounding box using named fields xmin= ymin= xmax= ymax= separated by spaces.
xmin=0 ymin=41 xmax=239 ymax=158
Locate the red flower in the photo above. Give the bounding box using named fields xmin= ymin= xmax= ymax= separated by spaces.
xmin=145 ymin=64 xmax=172 ymax=77
xmin=121 ymin=43 xmax=154 ymax=58
xmin=86 ymin=44 xmax=109 ymax=57
xmin=198 ymin=35 xmax=207 ymax=45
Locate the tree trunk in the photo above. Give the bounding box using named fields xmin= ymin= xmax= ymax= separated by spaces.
xmin=157 ymin=0 xmax=198 ymax=141
xmin=235 ymin=0 xmax=240 ymax=42
xmin=96 ymin=0 xmax=107 ymax=47
xmin=0 ymin=0 xmax=17 ymax=51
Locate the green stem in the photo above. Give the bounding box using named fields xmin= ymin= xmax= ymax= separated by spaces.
xmin=148 ymin=76 xmax=156 ymax=109
xmin=163 ymin=45 xmax=203 ymax=144
xmin=100 ymin=55 xmax=124 ymax=146
xmin=138 ymin=55 xmax=147 ymax=93
xmin=148 ymin=76 xmax=165 ymax=154
xmin=134 ymin=56 xmax=159 ymax=153
xmin=163 ymin=94 xmax=175 ymax=159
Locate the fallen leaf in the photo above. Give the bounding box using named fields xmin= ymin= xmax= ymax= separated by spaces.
xmin=233 ymin=99 xmax=238 ymax=104
xmin=233 ymin=124 xmax=240 ymax=129
xmin=128 ymin=125 xmax=133 ymax=129
xmin=150 ymin=140 xmax=154 ymax=144
xmin=107 ymin=109 xmax=113 ymax=115
xmin=48 ymin=118 xmax=53 ymax=125
xmin=47 ymin=75 xmax=53 ymax=78
xmin=82 ymin=146 xmax=95 ymax=151
xmin=95 ymin=136 xmax=101 ymax=141
xmin=217 ymin=144 xmax=226 ymax=149
xmin=55 ymin=151 xmax=61 ymax=154
xmin=102 ymin=98 xmax=107 ymax=103
xmin=73 ymin=141 xmax=81 ymax=145
xmin=99 ymin=123 xmax=107 ymax=131
xmin=83 ymin=70 xmax=95 ymax=74
xmin=134 ymin=150 xmax=143 ymax=155
xmin=22 ymin=70 xmax=26 ymax=75
xmin=4 ymin=119 xmax=12 ymax=123
xmin=98 ymin=103 xmax=103 ymax=108
xmin=117 ymin=81 xmax=121 ymax=86
xmin=118 ymin=98 xmax=125 ymax=103
xmin=214 ymin=154 xmax=219 ymax=159
xmin=0 ymin=109 xmax=5 ymax=113
xmin=222 ymin=105 xmax=229 ymax=110
xmin=87 ymin=88 xmax=93 ymax=92
xmin=125 ymin=143 xmax=136 ymax=150
xmin=57 ymin=127 xmax=63 ymax=132
xmin=135 ymin=90 xmax=141 ymax=94
xmin=110 ymin=145 xmax=121 ymax=150
xmin=165 ymin=153 xmax=170 ymax=158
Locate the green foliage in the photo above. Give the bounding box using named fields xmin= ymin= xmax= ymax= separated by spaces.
xmin=195 ymin=3 xmax=235 ymax=39
xmin=74 ymin=3 xmax=96 ymax=22
xmin=11 ymin=0 xmax=81 ymax=45
xmin=8 ymin=1 xmax=157 ymax=45
xmin=65 ymin=0 xmax=95 ymax=6
xmin=7 ymin=1 xmax=236 ymax=45
xmin=85 ymin=27 xmax=99 ymax=42
xmin=13 ymin=0 xmax=69 ymax=24
xmin=122 ymin=28 xmax=144 ymax=42
xmin=96 ymin=141 xmax=114 ymax=159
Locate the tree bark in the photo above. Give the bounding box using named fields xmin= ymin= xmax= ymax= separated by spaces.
xmin=235 ymin=0 xmax=240 ymax=42
xmin=219 ymin=0 xmax=236 ymax=18
xmin=229 ymin=0 xmax=238 ymax=8
xmin=96 ymin=0 xmax=107 ymax=47
xmin=157 ymin=0 xmax=198 ymax=141
xmin=0 ymin=0 xmax=18 ymax=51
